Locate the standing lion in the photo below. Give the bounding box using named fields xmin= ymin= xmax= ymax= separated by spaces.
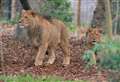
xmin=16 ymin=10 xmax=70 ymax=66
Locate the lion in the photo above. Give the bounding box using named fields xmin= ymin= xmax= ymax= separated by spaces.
xmin=17 ymin=10 xmax=70 ymax=66
xmin=85 ymin=27 xmax=103 ymax=63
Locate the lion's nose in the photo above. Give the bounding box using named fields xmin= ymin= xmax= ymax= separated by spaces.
xmin=92 ymin=38 xmax=96 ymax=42
xmin=19 ymin=20 xmax=22 ymax=23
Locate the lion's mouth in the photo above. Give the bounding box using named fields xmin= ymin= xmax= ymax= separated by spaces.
xmin=19 ymin=25 xmax=25 ymax=28
xmin=18 ymin=23 xmax=30 ymax=28
xmin=17 ymin=23 xmax=24 ymax=28
xmin=92 ymin=40 xmax=96 ymax=43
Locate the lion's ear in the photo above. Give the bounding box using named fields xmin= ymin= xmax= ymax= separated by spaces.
xmin=31 ymin=12 xmax=36 ymax=17
xmin=21 ymin=9 xmax=26 ymax=13
xmin=29 ymin=10 xmax=36 ymax=17
xmin=98 ymin=28 xmax=103 ymax=34
xmin=87 ymin=28 xmax=92 ymax=32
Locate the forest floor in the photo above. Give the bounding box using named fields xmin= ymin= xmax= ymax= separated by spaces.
xmin=0 ymin=24 xmax=109 ymax=82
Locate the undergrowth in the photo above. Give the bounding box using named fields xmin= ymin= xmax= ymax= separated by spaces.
xmin=98 ymin=36 xmax=120 ymax=71
xmin=0 ymin=75 xmax=89 ymax=82
xmin=83 ymin=36 xmax=120 ymax=71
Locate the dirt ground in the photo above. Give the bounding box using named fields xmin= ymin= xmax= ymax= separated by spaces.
xmin=0 ymin=25 xmax=108 ymax=82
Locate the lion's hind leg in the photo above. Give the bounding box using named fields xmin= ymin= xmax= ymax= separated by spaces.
xmin=47 ymin=46 xmax=56 ymax=65
xmin=60 ymin=41 xmax=70 ymax=66
xmin=35 ymin=43 xmax=48 ymax=66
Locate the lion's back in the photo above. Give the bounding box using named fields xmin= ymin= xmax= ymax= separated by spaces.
xmin=18 ymin=10 xmax=69 ymax=47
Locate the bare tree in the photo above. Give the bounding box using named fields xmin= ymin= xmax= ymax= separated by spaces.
xmin=11 ymin=0 xmax=17 ymax=19
xmin=91 ymin=0 xmax=106 ymax=28
xmin=113 ymin=0 xmax=119 ymax=35
xmin=76 ymin=0 xmax=81 ymax=27
xmin=0 ymin=0 xmax=3 ymax=17
xmin=3 ymin=0 xmax=11 ymax=19
xmin=19 ymin=0 xmax=31 ymax=10
xmin=104 ymin=0 xmax=113 ymax=39
xmin=76 ymin=0 xmax=81 ymax=38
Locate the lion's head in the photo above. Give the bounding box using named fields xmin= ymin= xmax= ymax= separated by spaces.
xmin=19 ymin=10 xmax=37 ymax=27
xmin=86 ymin=28 xmax=102 ymax=44
xmin=15 ymin=10 xmax=46 ymax=47
xmin=14 ymin=10 xmax=37 ymax=45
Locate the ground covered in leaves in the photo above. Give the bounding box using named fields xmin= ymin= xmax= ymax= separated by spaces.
xmin=0 ymin=25 xmax=108 ymax=82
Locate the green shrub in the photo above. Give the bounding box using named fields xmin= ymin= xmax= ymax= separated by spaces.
xmin=66 ymin=22 xmax=77 ymax=32
xmin=83 ymin=36 xmax=120 ymax=71
xmin=98 ymin=37 xmax=120 ymax=70
xmin=39 ymin=0 xmax=73 ymax=22
xmin=83 ymin=42 xmax=102 ymax=67
xmin=83 ymin=50 xmax=96 ymax=67
xmin=100 ymin=53 xmax=120 ymax=70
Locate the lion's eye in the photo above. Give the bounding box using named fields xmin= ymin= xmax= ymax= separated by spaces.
xmin=24 ymin=16 xmax=28 ymax=18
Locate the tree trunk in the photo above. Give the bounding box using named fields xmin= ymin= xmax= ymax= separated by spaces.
xmin=104 ymin=0 xmax=113 ymax=39
xmin=113 ymin=0 xmax=119 ymax=35
xmin=76 ymin=0 xmax=81 ymax=38
xmin=19 ymin=0 xmax=31 ymax=10
xmin=3 ymin=0 xmax=11 ymax=20
xmin=11 ymin=0 xmax=17 ymax=19
xmin=91 ymin=0 xmax=106 ymax=28
xmin=0 ymin=0 xmax=3 ymax=17
xmin=76 ymin=0 xmax=81 ymax=27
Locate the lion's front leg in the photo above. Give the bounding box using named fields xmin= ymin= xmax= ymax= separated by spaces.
xmin=35 ymin=43 xmax=48 ymax=66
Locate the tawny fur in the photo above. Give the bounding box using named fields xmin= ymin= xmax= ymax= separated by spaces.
xmin=19 ymin=10 xmax=70 ymax=66
xmin=85 ymin=27 xmax=102 ymax=63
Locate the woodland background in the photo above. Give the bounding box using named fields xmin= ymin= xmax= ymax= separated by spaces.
xmin=0 ymin=0 xmax=120 ymax=82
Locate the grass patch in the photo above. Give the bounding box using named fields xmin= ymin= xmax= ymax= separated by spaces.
xmin=0 ymin=75 xmax=90 ymax=82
